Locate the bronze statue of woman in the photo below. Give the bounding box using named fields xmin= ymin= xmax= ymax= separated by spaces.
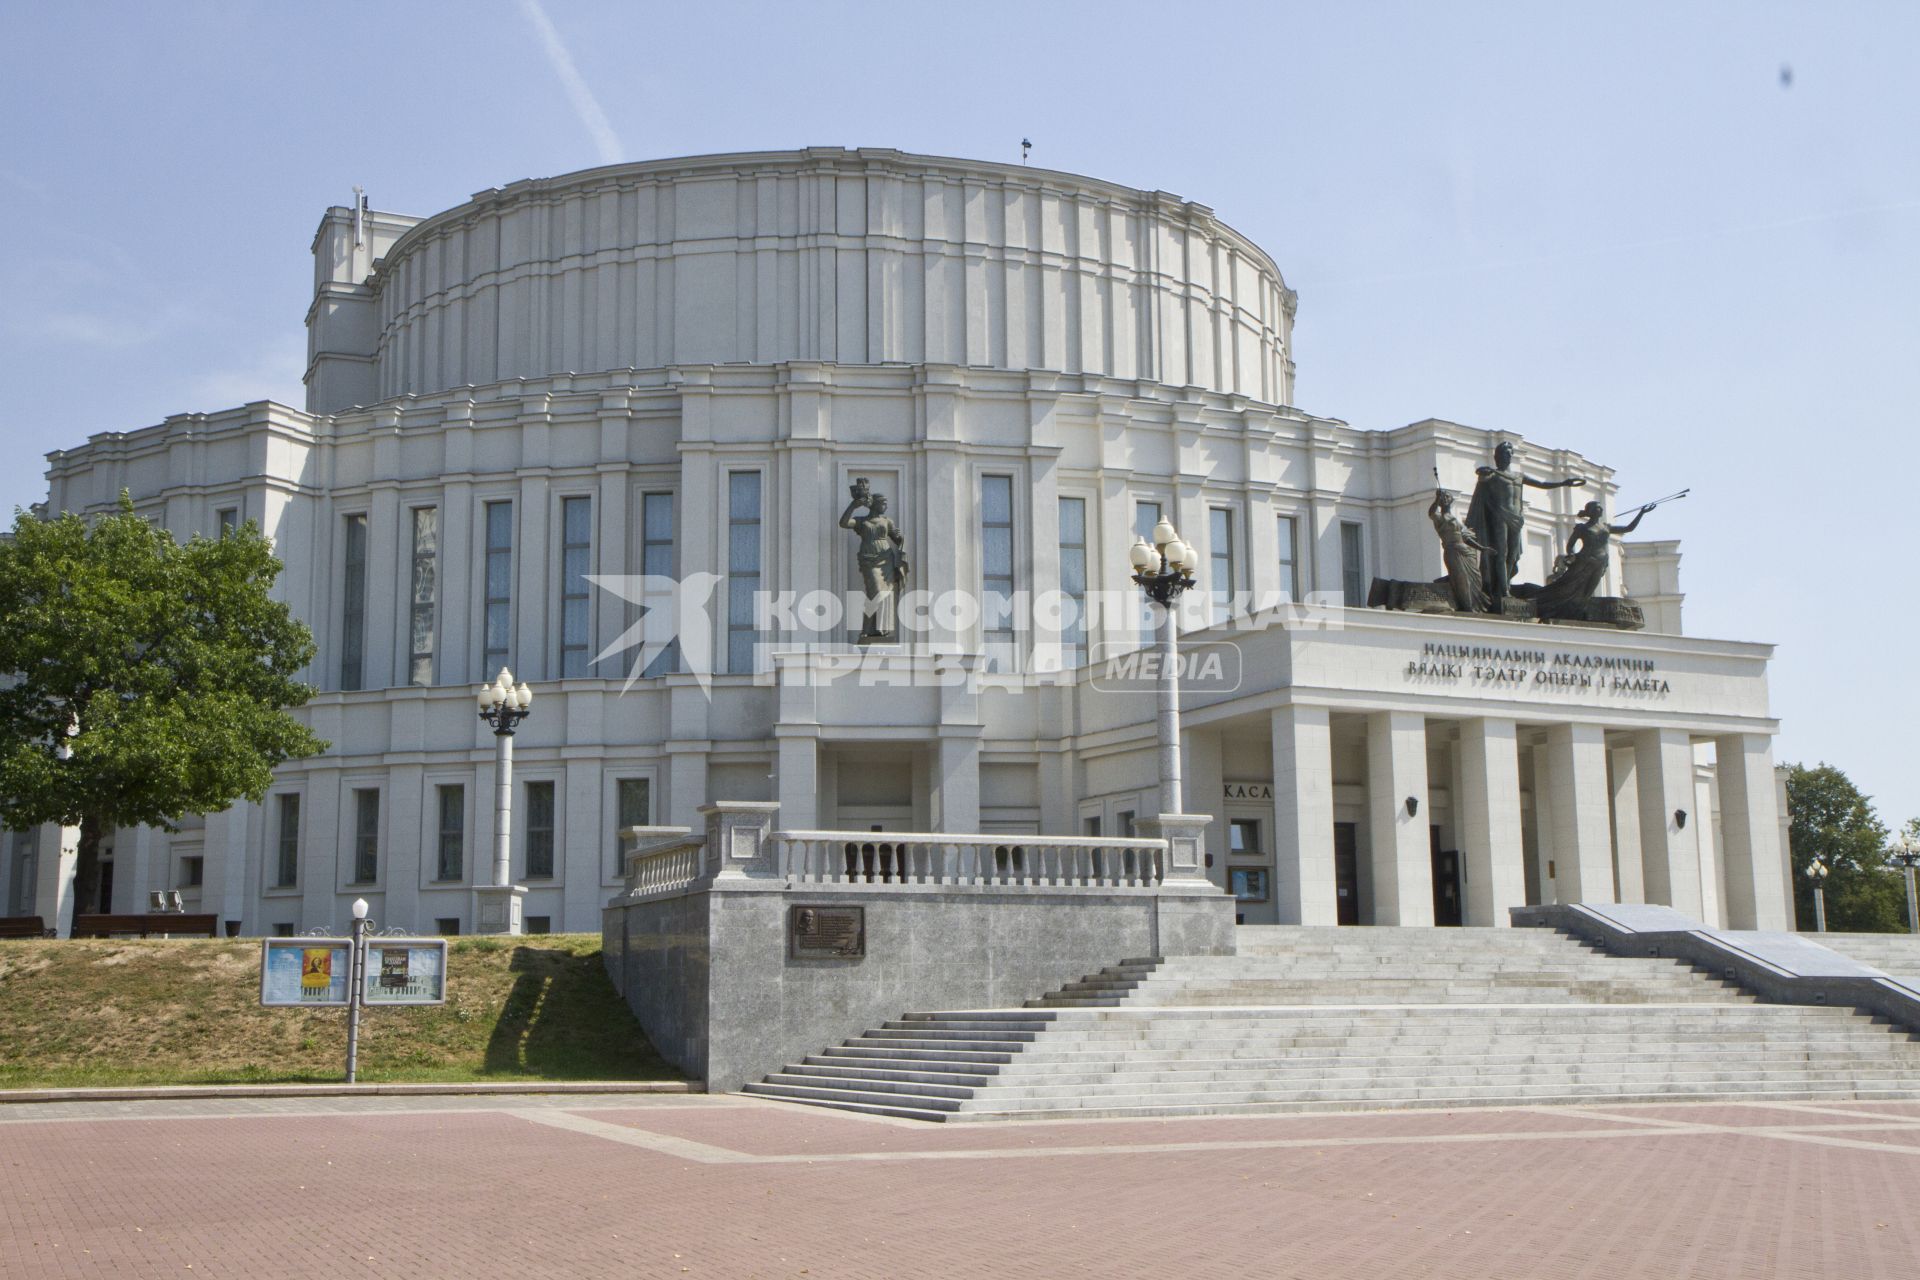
xmin=1428 ymin=488 xmax=1488 ymax=612
xmin=840 ymin=479 xmax=910 ymax=642
xmin=1526 ymin=499 xmax=1652 ymax=619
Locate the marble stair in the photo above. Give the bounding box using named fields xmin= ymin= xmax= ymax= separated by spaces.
xmin=741 ymin=926 xmax=1920 ymax=1121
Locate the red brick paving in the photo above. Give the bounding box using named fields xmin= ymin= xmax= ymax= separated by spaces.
xmin=4 ymin=1097 xmax=1920 ymax=1278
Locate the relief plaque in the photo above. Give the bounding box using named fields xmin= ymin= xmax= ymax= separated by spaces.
xmin=789 ymin=905 xmax=866 ymax=959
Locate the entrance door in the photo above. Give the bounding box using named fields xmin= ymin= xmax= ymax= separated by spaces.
xmin=1333 ymin=823 xmax=1360 ymax=925
xmin=1430 ymin=826 xmax=1463 ymax=927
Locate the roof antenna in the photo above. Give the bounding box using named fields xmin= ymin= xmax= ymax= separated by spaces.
xmin=1020 ymin=138 xmax=1032 ymax=166
xmin=352 ymin=184 xmax=367 ymax=248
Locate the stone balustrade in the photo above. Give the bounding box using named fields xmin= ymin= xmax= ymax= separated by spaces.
xmin=774 ymin=830 xmax=1168 ymax=890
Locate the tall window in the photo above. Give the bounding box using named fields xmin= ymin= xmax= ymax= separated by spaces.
xmin=615 ymin=777 xmax=651 ymax=877
xmin=524 ymin=781 xmax=556 ymax=879
xmin=1058 ymin=496 xmax=1088 ymax=667
xmin=1340 ymin=520 xmax=1367 ymax=607
xmin=217 ymin=507 xmax=238 ymax=536
xmin=727 ymin=473 xmax=762 ymax=674
xmin=1209 ymin=507 xmax=1236 ymax=625
xmin=274 ymin=794 xmax=300 ymax=888
xmin=981 ymin=475 xmax=1016 ymax=672
xmin=641 ymin=493 xmax=678 ymax=677
xmin=409 ymin=507 xmax=438 ymax=686
xmin=558 ymin=495 xmax=592 ymax=678
xmin=340 ymin=513 xmax=368 ymax=691
xmin=1134 ymin=500 xmax=1162 ymax=647
xmin=435 ymin=784 xmax=464 ymax=882
xmin=1277 ymin=514 xmax=1298 ymax=603
xmin=351 ymin=789 xmax=380 ymax=885
xmin=483 ymin=501 xmax=513 ymax=677
xmin=6 ymin=830 xmax=37 ymax=916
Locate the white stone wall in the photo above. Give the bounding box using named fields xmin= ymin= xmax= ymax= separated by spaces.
xmin=320 ymin=149 xmax=1296 ymax=415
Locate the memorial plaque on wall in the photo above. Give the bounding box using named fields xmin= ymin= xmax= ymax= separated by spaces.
xmin=789 ymin=905 xmax=865 ymax=958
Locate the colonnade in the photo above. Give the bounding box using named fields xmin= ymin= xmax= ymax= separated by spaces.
xmin=1265 ymin=706 xmax=1790 ymax=930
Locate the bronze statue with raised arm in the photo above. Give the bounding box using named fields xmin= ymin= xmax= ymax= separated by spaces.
xmin=841 ymin=478 xmax=910 ymax=643
xmin=1524 ymin=499 xmax=1653 ymax=620
xmin=1428 ymin=488 xmax=1489 ymax=612
xmin=1465 ymin=441 xmax=1584 ymax=610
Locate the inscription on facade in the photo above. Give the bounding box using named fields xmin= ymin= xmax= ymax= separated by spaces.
xmin=789 ymin=905 xmax=866 ymax=959
xmin=1224 ymin=782 xmax=1274 ymax=801
xmin=1403 ymin=643 xmax=1671 ymax=696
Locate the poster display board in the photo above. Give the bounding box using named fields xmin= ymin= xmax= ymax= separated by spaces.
xmin=260 ymin=938 xmax=352 ymax=1006
xmin=363 ymin=939 xmax=448 ymax=1005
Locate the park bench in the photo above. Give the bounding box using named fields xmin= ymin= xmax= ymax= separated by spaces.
xmin=70 ymin=913 xmax=220 ymax=939
xmin=0 ymin=916 xmax=51 ymax=939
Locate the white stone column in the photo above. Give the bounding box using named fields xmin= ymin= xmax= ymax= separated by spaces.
xmin=1634 ymin=729 xmax=1702 ymax=918
xmin=776 ymin=732 xmax=820 ymax=830
xmin=1715 ymin=733 xmax=1791 ymax=930
xmin=35 ymin=823 xmax=78 ymax=936
xmin=1543 ymin=724 xmax=1614 ymax=905
xmin=1457 ymin=717 xmax=1525 ymax=927
xmin=1271 ymin=705 xmax=1336 ymax=925
xmin=1365 ymin=710 xmax=1432 ymax=926
xmin=1608 ymin=745 xmax=1646 ymax=904
xmin=933 ymin=731 xmax=981 ymax=834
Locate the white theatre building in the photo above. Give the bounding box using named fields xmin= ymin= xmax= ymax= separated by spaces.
xmin=4 ymin=148 xmax=1791 ymax=937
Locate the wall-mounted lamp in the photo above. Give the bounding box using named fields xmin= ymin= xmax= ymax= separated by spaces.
xmin=1674 ymin=809 xmax=1688 ymax=829
xmin=1405 ymin=796 xmax=1420 ymax=818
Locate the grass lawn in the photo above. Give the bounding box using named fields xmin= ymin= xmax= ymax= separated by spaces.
xmin=0 ymin=934 xmax=680 ymax=1089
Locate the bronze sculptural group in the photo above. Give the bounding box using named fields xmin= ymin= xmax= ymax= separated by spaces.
xmin=1371 ymin=441 xmax=1678 ymax=630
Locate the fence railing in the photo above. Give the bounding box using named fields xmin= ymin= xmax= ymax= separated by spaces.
xmin=773 ymin=830 xmax=1168 ymax=889
xmin=621 ymin=826 xmax=702 ymax=897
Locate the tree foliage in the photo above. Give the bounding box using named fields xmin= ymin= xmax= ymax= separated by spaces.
xmin=1784 ymin=762 xmax=1904 ymax=933
xmin=0 ymin=494 xmax=326 ymax=906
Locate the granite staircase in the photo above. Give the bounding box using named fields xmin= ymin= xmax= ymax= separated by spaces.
xmin=1810 ymin=933 xmax=1920 ymax=982
xmin=741 ymin=926 xmax=1920 ymax=1121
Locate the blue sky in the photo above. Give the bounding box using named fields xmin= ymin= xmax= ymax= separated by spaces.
xmin=2 ymin=2 xmax=1914 ymax=828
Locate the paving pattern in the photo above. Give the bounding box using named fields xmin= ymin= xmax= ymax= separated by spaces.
xmin=5 ymin=1092 xmax=1920 ymax=1278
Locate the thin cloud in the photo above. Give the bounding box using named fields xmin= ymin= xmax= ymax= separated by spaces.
xmin=515 ymin=0 xmax=623 ymax=166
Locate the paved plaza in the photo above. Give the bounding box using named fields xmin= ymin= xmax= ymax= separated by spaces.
xmin=5 ymin=1093 xmax=1920 ymax=1278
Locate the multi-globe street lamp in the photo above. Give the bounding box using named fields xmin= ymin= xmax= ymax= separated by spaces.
xmin=1890 ymin=836 xmax=1920 ymax=936
xmin=1129 ymin=520 xmax=1197 ymax=817
xmin=1804 ymin=857 xmax=1830 ymax=933
xmin=476 ymin=668 xmax=532 ymax=934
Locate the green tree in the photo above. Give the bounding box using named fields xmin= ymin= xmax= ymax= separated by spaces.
xmin=0 ymin=494 xmax=326 ymax=915
xmin=1784 ymin=762 xmax=1903 ymax=933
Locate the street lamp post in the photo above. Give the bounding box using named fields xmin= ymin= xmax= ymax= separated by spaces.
xmin=1129 ymin=521 xmax=1197 ymax=817
xmin=1805 ymin=857 xmax=1829 ymax=933
xmin=1890 ymin=837 xmax=1920 ymax=936
xmin=345 ymin=896 xmax=369 ymax=1083
xmin=475 ymin=668 xmax=532 ymax=935
xmin=1124 ymin=522 xmax=1213 ymax=890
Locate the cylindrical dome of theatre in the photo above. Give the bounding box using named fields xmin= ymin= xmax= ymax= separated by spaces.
xmin=367 ymin=147 xmax=1296 ymax=404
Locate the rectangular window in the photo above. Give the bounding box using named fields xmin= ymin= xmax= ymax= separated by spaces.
xmin=409 ymin=507 xmax=438 ymax=686
xmin=1135 ymin=500 xmax=1162 ymax=646
xmin=1340 ymin=520 xmax=1367 ymax=607
xmin=274 ymin=794 xmax=300 ymax=889
xmin=483 ymin=501 xmax=513 ymax=677
xmin=615 ymin=777 xmax=651 ymax=877
xmin=1209 ymin=507 xmax=1236 ymax=625
xmin=1118 ymin=809 xmax=1137 ymax=838
xmin=434 ymin=917 xmax=461 ymax=937
xmin=7 ymin=830 xmax=38 ymax=917
xmin=1058 ymin=497 xmax=1088 ymax=667
xmin=558 ymin=495 xmax=592 ymax=678
xmin=435 ymin=784 xmax=464 ymax=882
xmin=524 ymin=780 xmax=556 ymax=879
xmin=179 ymin=855 xmax=204 ymax=888
xmin=981 ymin=475 xmax=1016 ymax=672
xmin=273 ymin=922 xmax=295 ymax=938
xmin=1082 ymin=816 xmax=1102 ymax=838
xmin=727 ymin=473 xmax=762 ymax=674
xmin=340 ymin=513 xmax=368 ymax=691
xmin=525 ymin=915 xmax=552 ymax=935
xmin=217 ymin=507 xmax=238 ymax=536
xmin=641 ymin=492 xmax=678 ymax=676
xmin=1277 ymin=515 xmax=1298 ymax=603
xmin=351 ymin=789 xmax=380 ymax=885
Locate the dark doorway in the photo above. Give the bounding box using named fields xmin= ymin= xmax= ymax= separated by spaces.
xmin=1430 ymin=827 xmax=1462 ymax=927
xmin=94 ymin=857 xmax=115 ymax=914
xmin=1334 ymin=823 xmax=1359 ymax=925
